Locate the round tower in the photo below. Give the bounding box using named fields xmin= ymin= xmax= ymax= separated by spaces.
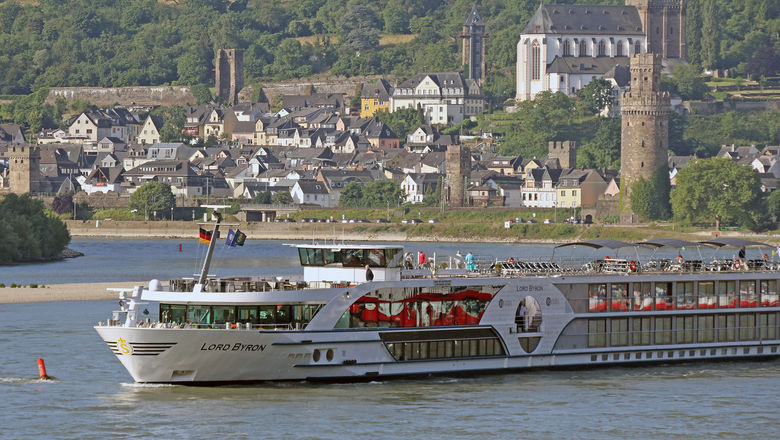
xmin=620 ymin=52 xmax=670 ymax=222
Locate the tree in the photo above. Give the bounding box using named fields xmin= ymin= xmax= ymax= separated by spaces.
xmin=768 ymin=190 xmax=780 ymax=223
xmin=668 ymin=64 xmax=709 ymax=100
xmin=745 ymin=45 xmax=780 ymax=80
xmin=576 ymin=118 xmax=621 ymax=169
xmin=339 ymin=5 xmax=380 ymax=51
xmin=339 ymin=181 xmax=363 ymax=207
xmin=629 ymin=166 xmax=671 ymax=221
xmin=383 ymin=5 xmax=409 ymax=33
xmin=271 ymin=191 xmax=292 ymax=204
xmin=362 ymin=179 xmax=403 ymax=207
xmin=129 ymin=182 xmax=176 ymax=220
xmin=253 ymin=191 xmax=271 ymax=204
xmin=577 ymin=78 xmax=613 ymax=115
xmin=375 ymin=107 xmax=424 ymax=144
xmin=190 ymin=84 xmax=212 ymax=105
xmin=51 ymin=194 xmax=73 ymax=215
xmin=0 ymin=193 xmax=70 ymax=263
xmin=671 ymin=158 xmax=766 ymax=229
xmin=500 ymin=91 xmax=576 ymax=158
xmin=158 ymin=105 xmax=186 ymax=142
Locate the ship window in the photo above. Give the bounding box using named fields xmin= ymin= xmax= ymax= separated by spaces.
xmin=760 ymin=280 xmax=777 ymax=306
xmin=160 ymin=304 xmax=186 ymax=324
xmin=655 ymin=282 xmax=673 ymax=310
xmin=676 ymin=316 xmax=695 ymax=344
xmin=655 ymin=317 xmax=673 ymax=344
xmin=632 ymin=317 xmax=652 ymax=345
xmin=718 ymin=281 xmax=737 ymax=308
xmin=337 ymin=286 xmax=499 ymax=328
xmin=610 ymin=283 xmax=629 ymax=311
xmin=588 ymin=284 xmax=607 ymax=312
xmin=212 ymin=306 xmax=236 ymax=324
xmin=739 ymin=314 xmax=756 ymax=341
xmin=698 ymin=315 xmax=715 ymax=342
xmin=187 ymin=305 xmax=212 ymax=326
xmin=237 ymin=306 xmax=258 ymax=323
xmin=718 ymin=314 xmax=736 ymax=342
xmin=610 ymin=318 xmax=629 ymax=346
xmin=698 ymin=282 xmax=716 ymax=308
xmin=759 ymin=313 xmax=777 ymax=340
xmin=739 ymin=280 xmax=757 ymax=307
xmin=632 ymin=282 xmax=653 ymax=311
xmin=588 ymin=319 xmax=606 ymax=347
xmin=676 ymin=281 xmax=695 ymax=310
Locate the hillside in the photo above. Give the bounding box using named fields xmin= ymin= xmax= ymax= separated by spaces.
xmin=0 ymin=0 xmax=775 ymax=105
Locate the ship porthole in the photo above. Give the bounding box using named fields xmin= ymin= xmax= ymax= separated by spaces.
xmin=313 ymin=349 xmax=321 ymax=362
xmin=326 ymin=349 xmax=334 ymax=361
xmin=515 ymin=296 xmax=542 ymax=333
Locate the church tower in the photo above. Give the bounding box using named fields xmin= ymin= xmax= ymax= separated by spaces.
xmin=216 ymin=49 xmax=244 ymax=105
xmin=9 ymin=145 xmax=40 ymax=194
xmin=460 ymin=6 xmax=486 ymax=82
xmin=625 ymin=0 xmax=686 ymax=59
xmin=620 ymin=53 xmax=670 ymax=223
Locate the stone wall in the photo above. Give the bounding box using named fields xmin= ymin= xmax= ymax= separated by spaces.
xmin=46 ymin=86 xmax=197 ymax=107
xmin=243 ymin=75 xmax=388 ymax=105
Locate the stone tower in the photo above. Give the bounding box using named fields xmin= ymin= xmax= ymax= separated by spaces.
xmin=9 ymin=145 xmax=40 ymax=194
xmin=460 ymin=6 xmax=486 ymax=82
xmin=548 ymin=141 xmax=577 ymax=169
xmin=620 ymin=53 xmax=670 ymax=223
xmin=445 ymin=144 xmax=471 ymax=207
xmin=216 ymin=49 xmax=244 ymax=106
xmin=625 ymin=0 xmax=687 ymax=59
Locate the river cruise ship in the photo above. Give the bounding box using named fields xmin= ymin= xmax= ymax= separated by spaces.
xmin=95 ymin=218 xmax=780 ymax=383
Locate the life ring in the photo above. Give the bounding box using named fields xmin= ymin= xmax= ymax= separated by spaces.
xmin=676 ymin=255 xmax=683 ymax=264
xmin=734 ymin=259 xmax=741 ymax=270
xmin=628 ymin=260 xmax=637 ymax=272
xmin=508 ymin=257 xmax=515 ymax=264
xmin=764 ymin=253 xmax=769 ymax=262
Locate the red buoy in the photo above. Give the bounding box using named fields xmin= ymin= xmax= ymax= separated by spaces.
xmin=37 ymin=358 xmax=48 ymax=380
xmin=179 ymin=243 xmax=182 ymax=252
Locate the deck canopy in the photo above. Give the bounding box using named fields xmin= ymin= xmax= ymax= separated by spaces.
xmin=554 ymin=239 xmax=636 ymax=250
xmin=699 ymin=238 xmax=772 ymax=248
xmin=636 ymin=238 xmax=706 ymax=249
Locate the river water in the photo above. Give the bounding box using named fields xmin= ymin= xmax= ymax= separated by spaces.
xmin=1 ymin=239 xmax=778 ymax=438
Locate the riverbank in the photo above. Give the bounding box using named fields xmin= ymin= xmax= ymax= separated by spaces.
xmin=0 ymin=281 xmax=144 ymax=304
xmin=64 ymin=219 xmax=780 ymax=245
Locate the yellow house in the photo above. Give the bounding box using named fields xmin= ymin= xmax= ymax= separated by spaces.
xmin=360 ymin=79 xmax=393 ymax=118
xmin=556 ymin=169 xmax=587 ymax=209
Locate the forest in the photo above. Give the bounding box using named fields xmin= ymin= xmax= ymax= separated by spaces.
xmin=0 ymin=0 xmax=776 ymax=105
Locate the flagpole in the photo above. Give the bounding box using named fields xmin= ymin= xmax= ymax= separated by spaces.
xmin=198 ymin=211 xmax=222 ymax=286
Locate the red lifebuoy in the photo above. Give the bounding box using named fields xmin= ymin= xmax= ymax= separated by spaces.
xmin=734 ymin=259 xmax=741 ymax=270
xmin=677 ymin=255 xmax=683 ymax=264
xmin=764 ymin=253 xmax=769 ymax=262
xmin=628 ymin=260 xmax=637 ymax=272
xmin=508 ymin=257 xmax=515 ymax=264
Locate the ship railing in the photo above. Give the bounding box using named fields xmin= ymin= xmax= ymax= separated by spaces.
xmin=141 ymin=321 xmax=303 ymax=330
xmin=168 ymin=278 xmax=311 ymax=293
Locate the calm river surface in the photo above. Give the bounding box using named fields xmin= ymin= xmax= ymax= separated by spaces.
xmin=1 ymin=239 xmax=779 ymax=438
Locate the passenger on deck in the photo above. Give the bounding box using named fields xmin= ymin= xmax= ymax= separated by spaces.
xmin=365 ymin=265 xmax=374 ymax=282
xmin=418 ymin=251 xmax=427 ymax=268
xmin=465 ymin=251 xmax=476 ymax=270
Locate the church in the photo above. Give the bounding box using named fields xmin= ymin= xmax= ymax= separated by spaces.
xmin=516 ymin=0 xmax=685 ymax=101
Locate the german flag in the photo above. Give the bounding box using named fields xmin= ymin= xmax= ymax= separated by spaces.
xmin=199 ymin=228 xmax=212 ymax=244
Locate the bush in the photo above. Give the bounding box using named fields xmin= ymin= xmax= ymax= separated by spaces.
xmin=29 ymin=283 xmax=38 ymax=288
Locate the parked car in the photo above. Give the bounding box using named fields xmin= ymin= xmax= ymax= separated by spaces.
xmin=401 ymin=218 xmax=422 ymax=224
xmin=375 ymin=218 xmax=390 ymax=223
xmin=428 ymin=218 xmax=439 ymax=223
xmin=543 ymin=219 xmax=552 ymax=224
xmin=526 ymin=219 xmax=537 ymax=224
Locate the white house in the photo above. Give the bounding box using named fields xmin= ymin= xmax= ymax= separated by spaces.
xmin=390 ymin=72 xmax=485 ymax=125
xmin=291 ymin=180 xmax=331 ymax=207
xmin=400 ymin=173 xmax=441 ymax=204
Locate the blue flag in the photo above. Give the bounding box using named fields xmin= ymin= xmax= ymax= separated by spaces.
xmin=234 ymin=229 xmax=247 ymax=246
xmin=225 ymin=228 xmax=236 ymax=247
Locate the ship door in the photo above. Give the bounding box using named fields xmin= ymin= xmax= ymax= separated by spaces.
xmin=515 ymin=296 xmax=542 ymax=333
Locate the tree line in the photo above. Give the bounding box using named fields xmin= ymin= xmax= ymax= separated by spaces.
xmin=0 ymin=194 xmax=70 ymax=263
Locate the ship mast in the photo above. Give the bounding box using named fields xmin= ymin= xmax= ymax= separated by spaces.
xmin=197 ymin=205 xmax=232 ymax=286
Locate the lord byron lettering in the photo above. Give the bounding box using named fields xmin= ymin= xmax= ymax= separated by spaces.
xmin=200 ymin=342 xmax=267 ymax=352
